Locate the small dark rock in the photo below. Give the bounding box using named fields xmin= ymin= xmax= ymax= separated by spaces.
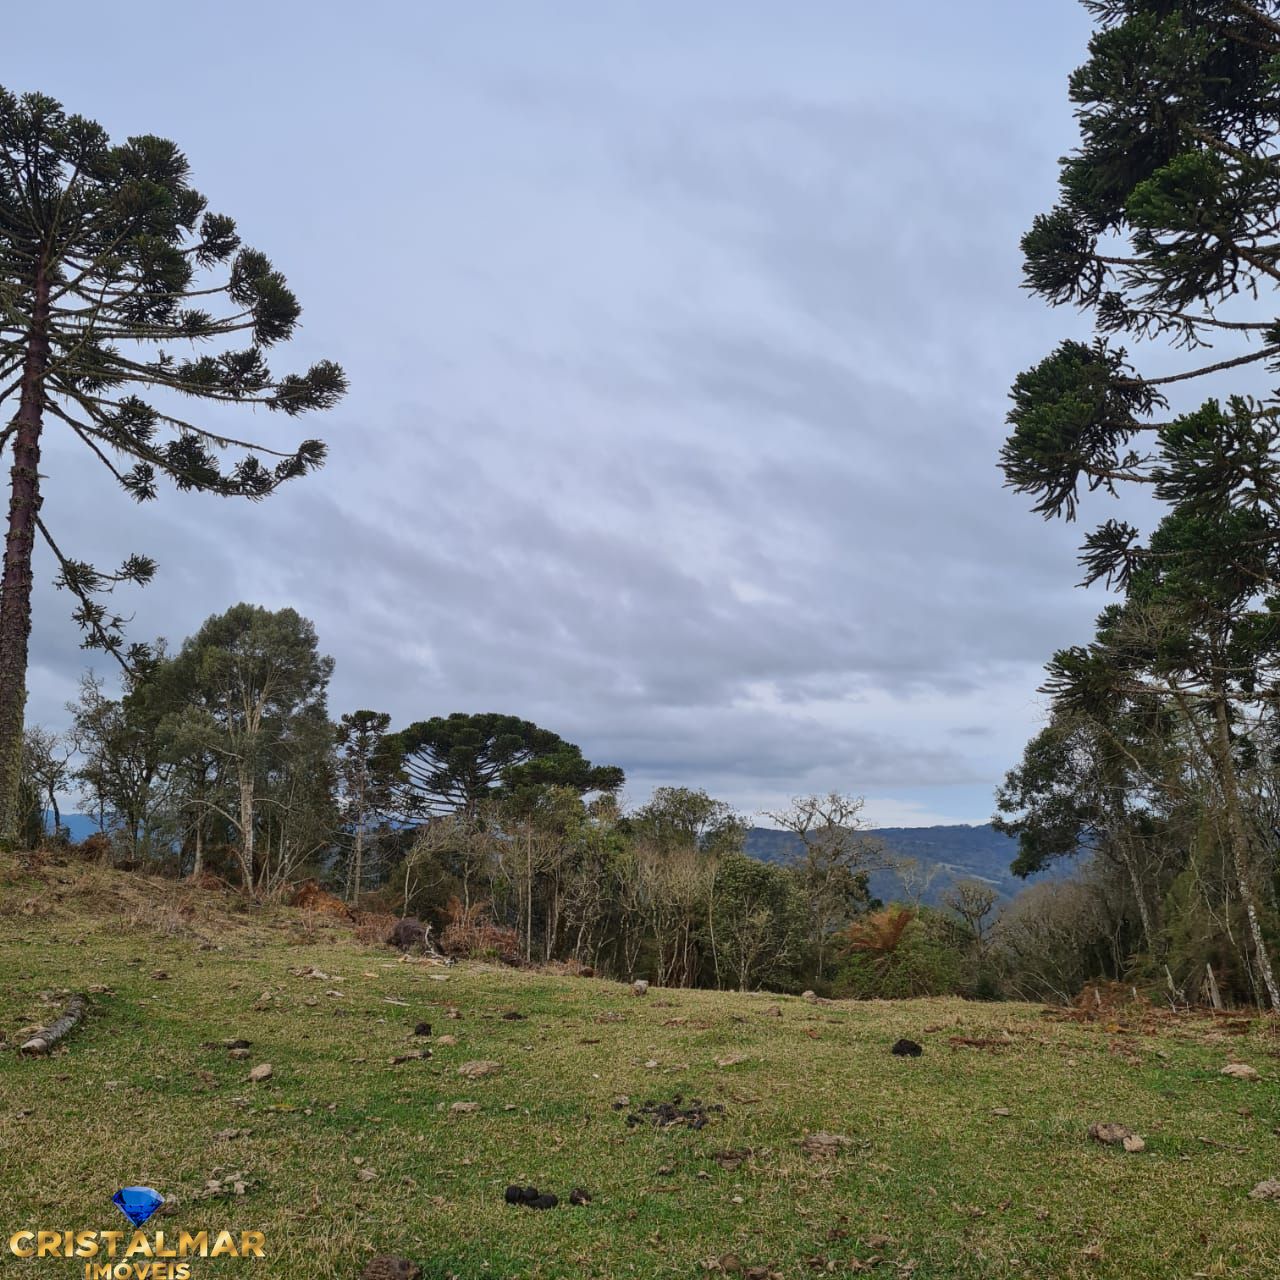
xmin=501 ymin=1011 xmax=526 ymax=1021
xmin=528 ymin=1193 xmax=558 ymax=1210
xmin=891 ymin=1038 xmax=924 ymax=1058
xmin=504 ymin=1185 xmax=524 ymax=1205
xmin=413 ymin=1022 xmax=431 ymax=1037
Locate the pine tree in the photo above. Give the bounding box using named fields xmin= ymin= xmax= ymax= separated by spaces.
xmin=0 ymin=89 xmax=345 ymax=840
xmin=1000 ymin=1 xmax=1280 ymax=1007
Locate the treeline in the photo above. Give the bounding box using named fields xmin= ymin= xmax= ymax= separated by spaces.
xmin=22 ymin=602 xmax=1006 ymax=997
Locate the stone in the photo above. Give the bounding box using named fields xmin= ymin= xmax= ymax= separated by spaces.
xmin=1221 ymin=1062 xmax=1260 ymax=1081
xmin=800 ymin=1132 xmax=853 ymax=1158
xmin=457 ymin=1059 xmax=500 ymax=1079
xmin=1088 ymin=1122 xmax=1141 ymax=1148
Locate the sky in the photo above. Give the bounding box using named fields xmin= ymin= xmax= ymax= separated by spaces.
xmin=11 ymin=1 xmax=1118 ymax=827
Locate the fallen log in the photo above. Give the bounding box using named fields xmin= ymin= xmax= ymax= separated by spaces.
xmin=20 ymin=994 xmax=88 ymax=1056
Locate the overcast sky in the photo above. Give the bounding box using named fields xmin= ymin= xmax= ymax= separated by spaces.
xmin=13 ymin=1 xmax=1115 ymax=827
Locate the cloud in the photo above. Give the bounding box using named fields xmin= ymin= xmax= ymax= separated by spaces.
xmin=17 ymin=2 xmax=1104 ymax=824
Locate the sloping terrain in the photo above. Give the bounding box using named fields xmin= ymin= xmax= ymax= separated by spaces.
xmin=0 ymin=855 xmax=1276 ymax=1279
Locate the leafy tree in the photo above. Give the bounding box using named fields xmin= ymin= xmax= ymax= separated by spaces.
xmin=153 ymin=604 xmax=334 ymax=891
xmin=993 ymin=872 xmax=1128 ymax=1004
xmin=995 ymin=704 xmax=1182 ymax=954
xmin=836 ymin=907 xmax=967 ymax=1000
xmin=256 ymin=699 xmax=337 ymax=893
xmin=381 ymin=712 xmax=623 ymax=819
xmin=621 ymin=787 xmax=746 ymax=987
xmin=0 ymin=89 xmax=345 ymax=841
xmin=626 ymin=786 xmax=745 ymax=854
xmin=1060 ymin=536 xmax=1280 ymax=1005
xmin=635 ymin=841 xmax=717 ymax=987
xmin=709 ymin=851 xmax=807 ymax=991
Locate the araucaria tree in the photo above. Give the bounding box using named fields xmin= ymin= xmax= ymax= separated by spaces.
xmin=0 ymin=88 xmax=345 ymax=840
xmin=1000 ymin=0 xmax=1280 ymax=1007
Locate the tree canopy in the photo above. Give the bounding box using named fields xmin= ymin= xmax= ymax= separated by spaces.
xmin=381 ymin=712 xmax=624 ymax=819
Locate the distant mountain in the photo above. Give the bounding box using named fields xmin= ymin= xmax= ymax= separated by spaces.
xmin=744 ymin=822 xmax=1073 ymax=905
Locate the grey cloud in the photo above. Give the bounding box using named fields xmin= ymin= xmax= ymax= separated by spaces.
xmin=13 ymin=3 xmax=1104 ymax=823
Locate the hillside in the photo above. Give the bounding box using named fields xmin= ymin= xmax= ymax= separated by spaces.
xmin=744 ymin=823 xmax=1072 ymax=904
xmin=1 ymin=854 xmax=1276 ymax=1279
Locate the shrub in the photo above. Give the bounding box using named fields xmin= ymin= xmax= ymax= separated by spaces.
xmin=439 ymin=897 xmax=520 ymax=963
xmin=834 ymin=907 xmax=970 ymax=999
xmin=354 ymin=912 xmax=398 ymax=947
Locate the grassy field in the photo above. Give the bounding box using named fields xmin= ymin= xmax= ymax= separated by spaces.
xmin=1 ymin=855 xmax=1278 ymax=1279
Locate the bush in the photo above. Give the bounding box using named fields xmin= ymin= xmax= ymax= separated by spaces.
xmin=439 ymin=897 xmax=520 ymax=963
xmin=354 ymin=912 xmax=398 ymax=947
xmin=833 ymin=907 xmax=974 ymax=999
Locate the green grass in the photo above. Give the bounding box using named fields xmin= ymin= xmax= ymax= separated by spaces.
xmin=0 ymin=856 xmax=1278 ymax=1279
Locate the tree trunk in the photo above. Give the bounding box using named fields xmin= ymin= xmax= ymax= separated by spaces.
xmin=0 ymin=266 xmax=50 ymax=845
xmin=525 ymin=833 xmax=534 ymax=963
xmin=238 ymin=769 xmax=256 ymax=892
xmin=1117 ymin=838 xmax=1157 ymax=956
xmin=1212 ymin=695 xmax=1280 ymax=1011
xmin=351 ymin=819 xmax=364 ymax=905
xmin=20 ymin=993 xmax=87 ymax=1055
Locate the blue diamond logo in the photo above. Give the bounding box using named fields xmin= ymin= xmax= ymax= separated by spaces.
xmin=112 ymin=1186 xmax=165 ymax=1227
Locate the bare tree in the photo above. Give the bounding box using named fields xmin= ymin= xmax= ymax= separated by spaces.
xmin=764 ymin=792 xmax=886 ymax=981
xmin=943 ymin=877 xmax=999 ymax=947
